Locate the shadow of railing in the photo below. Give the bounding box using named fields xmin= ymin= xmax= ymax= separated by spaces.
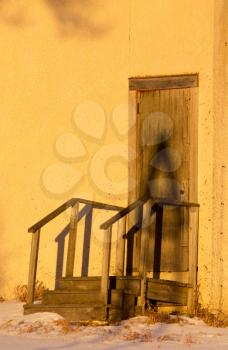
xmin=54 ymin=203 xmax=93 ymax=288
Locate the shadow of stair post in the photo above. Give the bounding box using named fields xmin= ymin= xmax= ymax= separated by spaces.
xmin=55 ymin=204 xmax=92 ymax=287
xmin=55 ymin=224 xmax=70 ymax=289
xmin=126 ymin=204 xmax=143 ymax=274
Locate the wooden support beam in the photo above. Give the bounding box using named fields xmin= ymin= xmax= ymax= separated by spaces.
xmin=66 ymin=202 xmax=80 ymax=277
xmin=101 ymin=227 xmax=112 ymax=306
xmin=116 ymin=217 xmax=126 ymax=276
xmin=138 ymin=202 xmax=151 ymax=313
xmin=27 ymin=229 xmax=40 ymax=304
xmin=187 ymin=207 xmax=199 ymax=314
xmin=81 ymin=205 xmax=93 ymax=277
xmin=139 ymin=202 xmax=151 ymax=276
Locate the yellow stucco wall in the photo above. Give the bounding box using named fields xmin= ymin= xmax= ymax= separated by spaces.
xmin=211 ymin=0 xmax=228 ymax=313
xmin=0 ymin=0 xmax=227 ymax=313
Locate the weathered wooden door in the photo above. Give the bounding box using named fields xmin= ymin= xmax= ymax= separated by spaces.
xmin=128 ymin=75 xmax=198 ymax=276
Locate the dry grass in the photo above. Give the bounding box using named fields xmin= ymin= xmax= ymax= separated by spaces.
xmin=195 ymin=306 xmax=228 ymax=328
xmin=193 ymin=285 xmax=228 ymax=328
xmin=0 ymin=318 xmax=74 ymax=335
xmin=157 ymin=335 xmax=175 ymax=342
xmin=145 ymin=310 xmax=182 ymax=325
xmin=123 ymin=330 xmax=153 ymax=342
xmin=73 ymin=320 xmax=109 ymax=327
xmin=145 ymin=306 xmax=228 ymax=328
xmin=145 ymin=285 xmax=228 ymax=328
xmin=14 ymin=280 xmax=47 ymax=302
xmin=53 ymin=319 xmax=72 ymax=334
xmin=184 ymin=334 xmax=196 ymax=345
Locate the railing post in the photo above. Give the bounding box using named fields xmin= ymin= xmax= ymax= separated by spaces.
xmin=139 ymin=201 xmax=151 ymax=276
xmin=139 ymin=202 xmax=151 ymax=314
xmin=116 ymin=217 xmax=126 ymax=276
xmin=101 ymin=226 xmax=112 ymax=306
xmin=27 ymin=229 xmax=40 ymax=304
xmin=66 ymin=202 xmax=80 ymax=277
xmin=187 ymin=206 xmax=199 ymax=314
xmin=81 ymin=205 xmax=93 ymax=277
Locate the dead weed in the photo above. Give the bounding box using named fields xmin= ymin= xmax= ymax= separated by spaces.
xmin=194 ymin=285 xmax=228 ymax=328
xmin=14 ymin=281 xmax=47 ymax=302
xmin=145 ymin=310 xmax=182 ymax=325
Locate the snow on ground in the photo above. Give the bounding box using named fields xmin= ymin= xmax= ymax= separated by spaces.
xmin=0 ymin=301 xmax=228 ymax=349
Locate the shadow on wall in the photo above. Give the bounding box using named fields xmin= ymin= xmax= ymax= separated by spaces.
xmin=0 ymin=0 xmax=113 ymax=37
xmin=148 ymin=134 xmax=181 ymax=200
xmin=0 ymin=0 xmax=28 ymax=27
xmin=45 ymin=0 xmax=113 ymax=37
xmin=54 ymin=204 xmax=93 ymax=288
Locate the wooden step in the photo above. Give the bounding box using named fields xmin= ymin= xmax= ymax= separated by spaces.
xmin=24 ymin=303 xmax=106 ymax=321
xmin=42 ymin=290 xmax=102 ymax=305
xmin=146 ymin=278 xmax=189 ymax=305
xmin=59 ymin=277 xmax=101 ymax=291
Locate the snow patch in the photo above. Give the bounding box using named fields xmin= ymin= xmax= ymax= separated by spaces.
xmin=0 ymin=301 xmax=228 ymax=349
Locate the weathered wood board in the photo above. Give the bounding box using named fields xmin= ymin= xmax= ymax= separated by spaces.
xmin=147 ymin=279 xmax=188 ymax=305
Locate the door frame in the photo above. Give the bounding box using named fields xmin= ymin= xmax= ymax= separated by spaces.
xmin=127 ymin=74 xmax=199 ymax=274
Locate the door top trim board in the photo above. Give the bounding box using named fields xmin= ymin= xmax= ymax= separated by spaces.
xmin=129 ymin=74 xmax=198 ymax=90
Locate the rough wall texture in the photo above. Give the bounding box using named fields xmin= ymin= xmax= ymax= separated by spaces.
xmin=211 ymin=0 xmax=228 ymax=312
xmin=0 ymin=0 xmax=227 ymax=313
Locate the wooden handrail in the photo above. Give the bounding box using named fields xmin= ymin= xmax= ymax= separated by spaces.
xmin=27 ymin=197 xmax=124 ymax=305
xmin=28 ymin=198 xmax=124 ymax=233
xmin=99 ymin=196 xmax=199 ymax=311
xmin=100 ymin=196 xmax=199 ymax=230
xmin=100 ymin=196 xmax=148 ymax=230
xmin=156 ymin=199 xmax=199 ymax=208
xmin=28 ymin=199 xmax=76 ymax=233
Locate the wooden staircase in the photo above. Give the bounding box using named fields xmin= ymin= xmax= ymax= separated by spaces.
xmin=24 ymin=197 xmax=199 ymax=322
xmin=24 ymin=275 xmax=189 ymax=321
xmin=24 ymin=277 xmax=106 ymax=321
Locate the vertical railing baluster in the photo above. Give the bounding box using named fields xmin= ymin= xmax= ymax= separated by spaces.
xmin=66 ymin=202 xmax=80 ymax=277
xmin=27 ymin=229 xmax=41 ymax=304
xmin=116 ymin=217 xmax=126 ymax=276
xmin=101 ymin=226 xmax=112 ymax=307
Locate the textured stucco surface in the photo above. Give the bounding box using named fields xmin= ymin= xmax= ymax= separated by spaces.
xmin=0 ymin=0 xmax=227 ymax=313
